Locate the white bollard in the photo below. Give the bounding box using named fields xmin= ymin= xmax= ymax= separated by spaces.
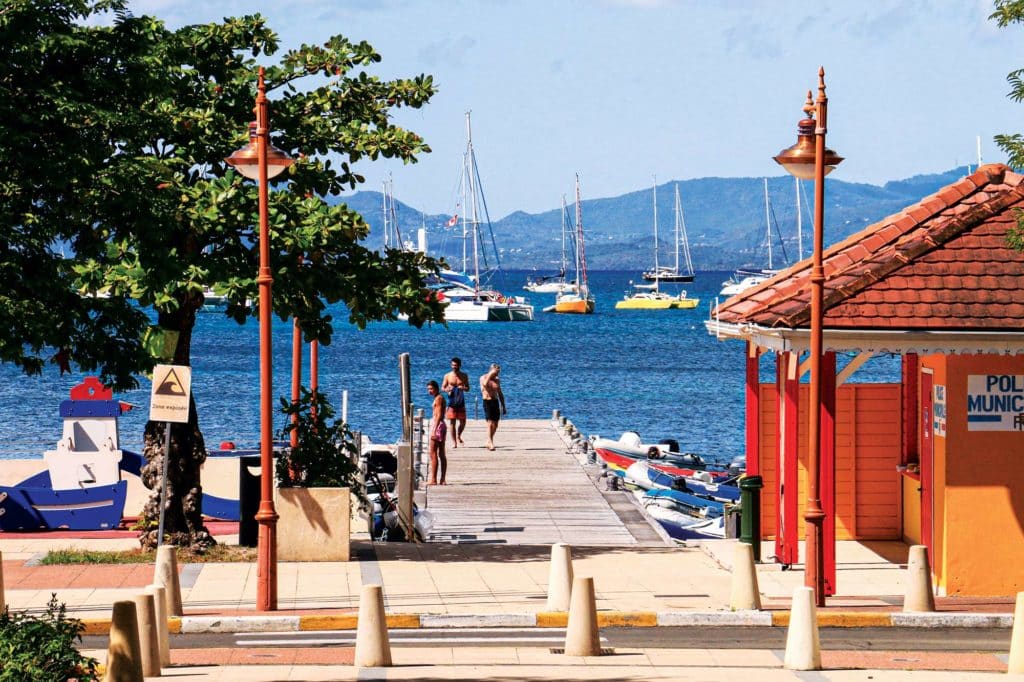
xmin=783 ymin=586 xmax=821 ymax=671
xmin=729 ymin=542 xmax=762 ymax=611
xmin=354 ymin=584 xmax=392 ymax=667
xmin=104 ymin=600 xmax=144 ymax=682
xmin=145 ymin=584 xmax=171 ymax=667
xmin=903 ymin=544 xmax=936 ymax=612
xmin=546 ymin=543 xmax=574 ymax=612
xmin=154 ymin=545 xmax=183 ymax=617
xmin=563 ymin=576 xmax=601 ymax=656
xmin=1008 ymin=591 xmax=1024 ymax=673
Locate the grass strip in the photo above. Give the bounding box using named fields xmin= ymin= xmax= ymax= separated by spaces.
xmin=38 ymin=545 xmax=257 ymax=565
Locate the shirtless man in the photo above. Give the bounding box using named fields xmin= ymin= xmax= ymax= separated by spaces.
xmin=441 ymin=357 xmax=469 ymax=448
xmin=479 ymin=363 xmax=506 ymax=451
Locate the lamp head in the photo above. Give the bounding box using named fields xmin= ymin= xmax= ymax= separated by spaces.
xmin=225 ymin=122 xmax=294 ymax=181
xmin=773 ymin=92 xmax=842 ymax=180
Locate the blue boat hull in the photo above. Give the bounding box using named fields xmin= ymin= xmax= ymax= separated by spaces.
xmin=0 ymin=470 xmax=127 ymax=531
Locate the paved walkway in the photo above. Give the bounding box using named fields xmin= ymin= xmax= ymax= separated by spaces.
xmin=0 ymin=418 xmax=1019 ymax=677
xmin=424 ymin=419 xmax=655 ymax=546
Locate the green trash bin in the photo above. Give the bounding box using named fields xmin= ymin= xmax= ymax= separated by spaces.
xmin=738 ymin=475 xmax=764 ymax=562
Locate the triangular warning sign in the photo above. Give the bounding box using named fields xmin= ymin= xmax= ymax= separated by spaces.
xmin=155 ymin=368 xmax=188 ymax=397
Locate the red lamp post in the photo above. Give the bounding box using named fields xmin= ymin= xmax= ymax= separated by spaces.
xmin=773 ymin=67 xmax=843 ymax=607
xmin=225 ymin=67 xmax=294 ymax=611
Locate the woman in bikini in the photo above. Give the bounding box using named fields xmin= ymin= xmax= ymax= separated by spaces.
xmin=427 ymin=380 xmax=447 ymax=485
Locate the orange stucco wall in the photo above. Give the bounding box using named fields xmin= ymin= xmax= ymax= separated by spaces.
xmin=758 ymin=383 xmax=902 ymax=541
xmin=920 ymin=354 xmax=1024 ymax=595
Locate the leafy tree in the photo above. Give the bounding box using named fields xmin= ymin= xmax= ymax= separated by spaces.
xmin=2 ymin=1 xmax=445 ymax=551
xmin=992 ymin=0 xmax=1024 ymax=249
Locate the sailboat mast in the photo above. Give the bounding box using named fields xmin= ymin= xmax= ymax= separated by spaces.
xmin=561 ymin=195 xmax=569 ymax=278
xmin=764 ymin=178 xmax=772 ymax=270
xmin=795 ymin=177 xmax=803 ymax=261
xmin=673 ymin=184 xmax=680 ymax=273
xmin=652 ymin=178 xmax=659 ymax=291
xmin=465 ymin=112 xmax=480 ymax=293
xmin=382 ymin=179 xmax=389 ymax=251
xmin=575 ymin=173 xmax=588 ymax=293
xmin=676 ymin=183 xmax=694 ymax=276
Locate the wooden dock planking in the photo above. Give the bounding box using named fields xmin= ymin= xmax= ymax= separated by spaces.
xmin=423 ymin=419 xmax=659 ymax=546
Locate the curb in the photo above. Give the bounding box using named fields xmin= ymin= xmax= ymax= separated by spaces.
xmin=78 ymin=610 xmax=1014 ymax=635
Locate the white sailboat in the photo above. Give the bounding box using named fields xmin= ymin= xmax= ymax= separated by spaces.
xmin=442 ymin=112 xmax=533 ymax=323
xmin=719 ymin=178 xmax=783 ymax=297
xmin=524 ymin=199 xmax=576 ymax=294
xmin=642 ymin=182 xmax=695 ymax=283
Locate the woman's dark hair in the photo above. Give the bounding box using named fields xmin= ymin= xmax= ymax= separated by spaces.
xmin=427 ymin=380 xmax=440 ymax=391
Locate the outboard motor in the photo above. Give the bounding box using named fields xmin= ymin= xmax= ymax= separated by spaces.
xmin=658 ymin=438 xmax=680 ymax=453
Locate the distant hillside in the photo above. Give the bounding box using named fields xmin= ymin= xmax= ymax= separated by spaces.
xmin=330 ymin=167 xmax=974 ymax=271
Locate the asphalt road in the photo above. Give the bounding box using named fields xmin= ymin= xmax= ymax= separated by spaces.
xmin=80 ymin=626 xmax=1012 ymax=652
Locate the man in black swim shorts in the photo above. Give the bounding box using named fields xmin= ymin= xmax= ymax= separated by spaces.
xmin=478 ymin=363 xmax=506 ymax=451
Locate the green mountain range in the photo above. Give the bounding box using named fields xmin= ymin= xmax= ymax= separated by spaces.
xmin=337 ymin=167 xmax=975 ymax=271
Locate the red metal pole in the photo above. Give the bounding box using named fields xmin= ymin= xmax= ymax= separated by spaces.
xmin=254 ymin=67 xmax=278 ymax=612
xmin=805 ymin=67 xmax=829 ymax=606
xmin=745 ymin=342 xmax=761 ymax=476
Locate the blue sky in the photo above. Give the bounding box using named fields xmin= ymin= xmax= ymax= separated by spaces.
xmin=138 ymin=0 xmax=1022 ymax=218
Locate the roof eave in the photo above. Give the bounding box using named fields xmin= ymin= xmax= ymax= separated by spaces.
xmin=704 ymin=319 xmax=1024 ymax=355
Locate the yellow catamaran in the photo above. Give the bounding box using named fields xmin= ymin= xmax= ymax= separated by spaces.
xmin=616 ymin=180 xmax=699 ymax=310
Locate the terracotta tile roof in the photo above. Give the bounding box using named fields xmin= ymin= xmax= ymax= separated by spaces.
xmin=714 ymin=164 xmax=1024 ymax=331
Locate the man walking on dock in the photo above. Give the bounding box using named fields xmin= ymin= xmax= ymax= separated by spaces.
xmin=479 ymin=363 xmax=506 ymax=451
xmin=442 ymin=357 xmax=469 ymax=448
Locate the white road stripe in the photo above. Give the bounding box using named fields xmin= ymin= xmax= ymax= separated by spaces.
xmin=235 ymin=627 xmax=567 ymax=638
xmin=237 ymin=636 xmax=587 ymax=646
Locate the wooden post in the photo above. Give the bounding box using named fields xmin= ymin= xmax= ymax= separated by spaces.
xmin=395 ymin=440 xmax=415 ymax=541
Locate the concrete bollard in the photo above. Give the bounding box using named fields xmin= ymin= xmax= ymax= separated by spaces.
xmin=558 ymin=416 xmax=567 ymax=427
xmin=783 ymin=586 xmax=821 ymax=671
xmin=729 ymin=542 xmax=762 ymax=611
xmin=154 ymin=545 xmax=183 ymax=617
xmin=552 ymin=409 xmax=561 ymax=421
xmin=902 ymin=544 xmax=936 ymax=613
xmin=546 ymin=543 xmax=574 ymax=612
xmin=132 ymin=593 xmax=161 ymax=677
xmin=354 ymin=584 xmax=392 ymax=667
xmin=564 ymin=576 xmax=601 ymax=656
xmin=1008 ymin=591 xmax=1024 ymax=673
xmin=145 ymin=584 xmax=171 ymax=667
xmin=104 ymin=600 xmax=144 ymax=682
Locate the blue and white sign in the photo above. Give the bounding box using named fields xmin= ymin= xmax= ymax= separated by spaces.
xmin=967 ymin=375 xmax=1024 ymax=432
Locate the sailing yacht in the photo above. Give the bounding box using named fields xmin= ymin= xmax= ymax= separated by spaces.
xmin=524 ymin=198 xmax=576 ymax=294
xmin=440 ymin=113 xmax=534 ymax=322
xmin=642 ymin=183 xmax=695 ymax=283
xmin=617 ymin=182 xmax=699 ymax=310
xmin=719 ymin=178 xmax=783 ymax=297
xmin=552 ymin=174 xmax=595 ymax=314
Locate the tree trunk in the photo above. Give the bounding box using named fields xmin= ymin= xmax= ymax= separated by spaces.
xmin=138 ymin=297 xmax=215 ymax=553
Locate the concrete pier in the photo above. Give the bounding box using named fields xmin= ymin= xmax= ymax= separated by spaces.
xmin=424 ymin=419 xmax=664 ymax=545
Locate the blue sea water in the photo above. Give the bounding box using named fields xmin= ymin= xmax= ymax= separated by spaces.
xmin=1 ymin=270 xmax=900 ymax=464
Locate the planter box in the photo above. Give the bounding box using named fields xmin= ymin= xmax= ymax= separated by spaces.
xmin=275 ymin=487 xmax=350 ymax=561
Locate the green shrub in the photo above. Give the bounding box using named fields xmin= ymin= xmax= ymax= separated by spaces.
xmin=0 ymin=595 xmax=98 ymax=681
xmin=276 ymin=387 xmax=362 ymax=492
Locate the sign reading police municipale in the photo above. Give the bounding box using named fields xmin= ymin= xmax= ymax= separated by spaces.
xmin=150 ymin=364 xmax=192 ymax=423
xmin=967 ymin=375 xmax=1024 ymax=432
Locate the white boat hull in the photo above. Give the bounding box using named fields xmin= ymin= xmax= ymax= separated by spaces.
xmin=444 ymin=299 xmax=534 ymax=322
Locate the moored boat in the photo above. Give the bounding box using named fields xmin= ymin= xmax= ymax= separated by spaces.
xmin=553 ymin=175 xmax=595 ymax=314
